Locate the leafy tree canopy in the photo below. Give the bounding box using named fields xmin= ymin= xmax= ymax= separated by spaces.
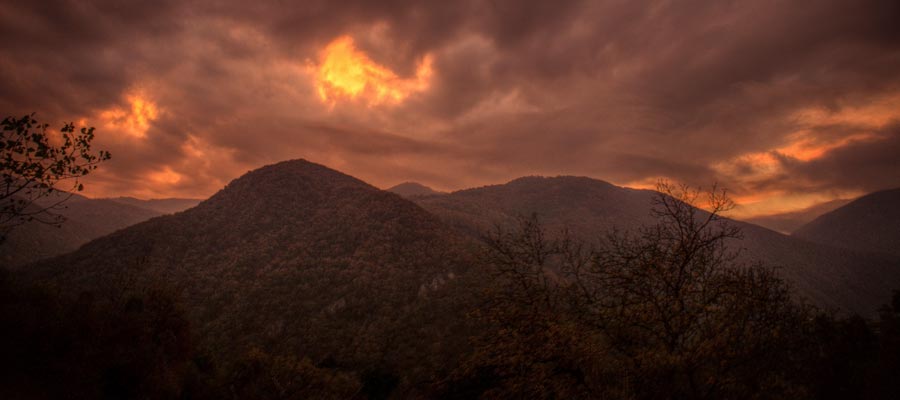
xmin=1 ymin=113 xmax=110 ymax=241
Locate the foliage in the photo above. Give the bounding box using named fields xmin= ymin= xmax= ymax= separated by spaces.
xmin=14 ymin=160 xmax=477 ymax=398
xmin=446 ymin=183 xmax=812 ymax=399
xmin=7 ymin=161 xmax=900 ymax=399
xmin=0 ymin=270 xmax=367 ymax=400
xmin=798 ymin=291 xmax=900 ymax=400
xmin=226 ymin=348 xmax=361 ymax=400
xmin=0 ymin=271 xmax=194 ymax=399
xmin=1 ymin=113 xmax=110 ymax=241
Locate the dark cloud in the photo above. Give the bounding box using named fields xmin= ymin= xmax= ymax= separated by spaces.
xmin=1 ymin=0 xmax=899 ymax=211
xmin=776 ymin=124 xmax=900 ymax=193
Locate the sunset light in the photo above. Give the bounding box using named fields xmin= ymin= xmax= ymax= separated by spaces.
xmin=313 ymin=36 xmax=433 ymax=106
xmin=4 ymin=2 xmax=900 ymax=397
xmin=99 ymin=92 xmax=159 ymax=138
xmin=147 ymin=166 xmax=182 ymax=185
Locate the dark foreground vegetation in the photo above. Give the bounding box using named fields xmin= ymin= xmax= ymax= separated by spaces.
xmin=1 ymin=183 xmax=898 ymax=399
xmin=436 ymin=185 xmax=900 ymax=399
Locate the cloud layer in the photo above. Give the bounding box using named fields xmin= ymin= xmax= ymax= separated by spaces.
xmin=2 ymin=0 xmax=899 ymax=216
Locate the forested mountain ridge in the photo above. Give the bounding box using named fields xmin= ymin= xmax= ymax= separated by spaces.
xmin=0 ymin=196 xmax=162 ymax=267
xmin=7 ymin=162 xmax=900 ymax=398
xmin=414 ymin=176 xmax=900 ymax=315
xmin=794 ymin=188 xmax=900 ymax=259
xmin=0 ymin=193 xmax=202 ymax=268
xmin=386 ymin=182 xmax=443 ymax=198
xmin=22 ymin=159 xmax=479 ymax=396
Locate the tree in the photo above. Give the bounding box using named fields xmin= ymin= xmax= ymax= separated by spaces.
xmin=1 ymin=113 xmax=110 ymax=241
xmin=577 ymin=182 xmax=808 ymax=399
xmin=452 ymin=182 xmax=810 ymax=399
xmin=438 ymin=214 xmax=593 ymax=399
xmin=0 ymin=273 xmax=196 ymax=399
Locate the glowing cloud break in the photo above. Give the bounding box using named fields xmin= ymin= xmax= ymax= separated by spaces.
xmin=314 ymin=36 xmax=432 ymax=106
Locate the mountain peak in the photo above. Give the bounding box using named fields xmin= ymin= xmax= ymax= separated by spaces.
xmin=388 ymin=182 xmax=442 ymax=198
xmin=234 ymin=159 xmax=370 ymax=188
xmin=26 ymin=160 xmax=470 ymax=382
xmin=506 ymin=175 xmax=616 ymax=188
xmin=202 ymin=159 xmax=374 ymax=209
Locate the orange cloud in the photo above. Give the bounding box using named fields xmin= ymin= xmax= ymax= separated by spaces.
xmin=98 ymin=92 xmax=160 ymax=138
xmin=775 ymin=131 xmax=876 ymax=161
xmin=791 ymin=95 xmax=900 ymax=128
xmin=727 ymin=190 xmax=865 ymax=220
xmin=716 ymin=130 xmax=880 ymax=182
xmin=711 ymin=136 xmax=868 ymax=219
xmin=709 ymin=95 xmax=900 ymax=219
xmin=717 ymin=98 xmax=896 ymax=181
xmin=147 ymin=166 xmax=182 ymax=185
xmin=313 ymin=36 xmax=432 ymax=106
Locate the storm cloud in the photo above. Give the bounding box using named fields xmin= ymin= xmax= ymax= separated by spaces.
xmin=1 ymin=0 xmax=899 ymax=216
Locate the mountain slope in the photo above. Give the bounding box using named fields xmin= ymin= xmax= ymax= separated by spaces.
xmin=743 ymin=198 xmax=852 ymax=234
xmin=25 ymin=159 xmax=475 ymax=382
xmin=794 ymin=188 xmax=900 ymax=259
xmin=0 ymin=196 xmax=161 ymax=267
xmin=414 ymin=176 xmax=900 ymax=315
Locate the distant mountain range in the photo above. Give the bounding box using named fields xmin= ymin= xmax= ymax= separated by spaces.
xmin=387 ymin=182 xmax=443 ymax=198
xmin=794 ymin=188 xmax=900 ymax=259
xmin=414 ymin=176 xmax=900 ymax=315
xmin=0 ymin=195 xmax=200 ymax=267
xmin=743 ymin=198 xmax=853 ymax=234
xmin=8 ymin=159 xmax=899 ymax=397
xmin=8 ymin=165 xmax=898 ymax=315
xmin=391 ymin=181 xmax=851 ymax=235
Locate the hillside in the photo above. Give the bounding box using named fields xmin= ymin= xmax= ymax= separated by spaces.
xmin=414 ymin=176 xmax=900 ymax=315
xmin=0 ymin=196 xmax=161 ymax=267
xmin=24 ymin=159 xmax=477 ymax=389
xmin=743 ymin=198 xmax=852 ymax=234
xmin=10 ymin=164 xmax=900 ymax=397
xmin=386 ymin=182 xmax=443 ymax=198
xmin=794 ymin=188 xmax=900 ymax=259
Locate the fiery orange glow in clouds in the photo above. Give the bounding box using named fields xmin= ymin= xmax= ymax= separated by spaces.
xmin=313 ymin=36 xmax=433 ymax=106
xmin=147 ymin=167 xmax=183 ymax=185
xmin=3 ymin=1 xmax=900 ymax=223
xmin=713 ymin=96 xmax=900 ymax=218
xmin=624 ymin=94 xmax=900 ymax=219
xmin=716 ymin=132 xmax=879 ymax=184
xmin=98 ymin=92 xmax=160 ymax=138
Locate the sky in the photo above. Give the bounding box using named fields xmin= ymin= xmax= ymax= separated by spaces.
xmin=1 ymin=0 xmax=899 ymax=218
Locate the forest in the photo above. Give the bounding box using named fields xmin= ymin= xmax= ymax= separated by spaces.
xmin=1 ymin=115 xmax=899 ymax=398
xmin=2 ymin=179 xmax=899 ymax=399
xmin=4 ymin=0 xmax=900 ymax=397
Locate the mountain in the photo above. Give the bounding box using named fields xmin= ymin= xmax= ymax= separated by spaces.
xmin=794 ymin=188 xmax=900 ymax=259
xmin=0 ymin=195 xmax=161 ymax=267
xmin=1 ymin=193 xmax=201 ymax=268
xmin=413 ymin=176 xmax=900 ymax=315
xmin=743 ymin=198 xmax=853 ymax=234
xmin=108 ymin=196 xmax=202 ymax=214
xmin=415 ymin=176 xmax=649 ymax=237
xmin=11 ymin=163 xmax=899 ymax=397
xmin=24 ymin=159 xmax=476 ymax=387
xmin=387 ymin=182 xmax=443 ymax=198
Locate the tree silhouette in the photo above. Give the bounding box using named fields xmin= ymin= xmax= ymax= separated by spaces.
xmin=579 ymin=182 xmax=806 ymax=398
xmin=450 ymin=182 xmax=808 ymax=399
xmin=0 ymin=113 xmax=110 ymax=241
